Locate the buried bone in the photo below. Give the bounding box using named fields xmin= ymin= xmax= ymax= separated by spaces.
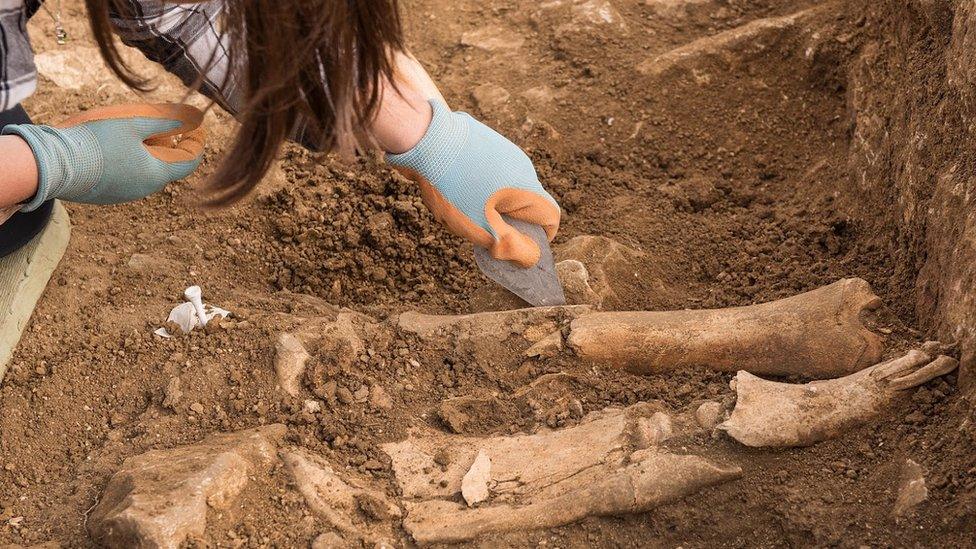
xmin=382 ymin=403 xmax=739 ymax=544
xmin=568 ymin=278 xmax=883 ymax=379
xmin=718 ymin=350 xmax=959 ymax=447
xmin=281 ymin=449 xmax=400 ymax=540
xmin=398 ymin=279 xmax=881 ymax=380
xmin=404 ymin=451 xmax=739 ymax=545
xmin=396 ymin=306 xmax=591 ymax=364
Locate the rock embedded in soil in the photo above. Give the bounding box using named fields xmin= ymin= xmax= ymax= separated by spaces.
xmin=88 ymin=425 xmax=286 ymax=549
xmin=468 ymin=234 xmax=661 ymax=311
xmin=311 ymin=532 xmax=346 ymax=549
xmin=368 ymin=384 xmax=393 ymax=410
xmin=892 ymin=459 xmax=928 ymax=518
xmin=274 ymin=333 xmax=310 ymax=398
xmin=635 ymin=412 xmax=674 ymax=447
xmin=555 ymin=260 xmax=600 ymax=307
xmin=461 ymin=450 xmax=492 ymax=506
xmin=161 ymin=376 xmax=182 ymax=410
xmin=524 ymin=330 xmax=564 ymax=359
xmin=555 ymin=235 xmax=666 ymax=310
xmin=460 ymin=26 xmax=524 ymax=52
xmin=472 ymin=83 xmax=511 ymax=112
xmin=33 ymin=47 xmax=117 ymax=90
xmin=643 ymin=0 xmax=714 ymax=20
xmin=695 ymin=401 xmax=724 ymax=431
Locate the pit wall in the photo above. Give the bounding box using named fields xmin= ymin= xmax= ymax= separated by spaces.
xmin=846 ymin=0 xmax=976 ymax=388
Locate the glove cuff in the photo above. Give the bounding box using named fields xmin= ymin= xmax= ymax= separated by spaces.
xmin=386 ymin=100 xmax=469 ymax=183
xmin=2 ymin=124 xmax=100 ymax=212
xmin=2 ymin=124 xmax=57 ymax=212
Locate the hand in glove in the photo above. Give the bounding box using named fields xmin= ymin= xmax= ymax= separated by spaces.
xmin=387 ymin=100 xmax=561 ymax=268
xmin=2 ymin=103 xmax=205 ymax=212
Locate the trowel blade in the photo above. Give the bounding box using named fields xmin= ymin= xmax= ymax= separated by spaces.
xmin=473 ymin=215 xmax=567 ymax=307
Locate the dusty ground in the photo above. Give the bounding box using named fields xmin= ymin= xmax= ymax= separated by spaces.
xmin=1 ymin=0 xmax=974 ymax=547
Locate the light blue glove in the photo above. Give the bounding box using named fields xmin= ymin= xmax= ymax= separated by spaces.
xmin=387 ymin=100 xmax=561 ymax=267
xmin=2 ymin=106 xmax=205 ymax=212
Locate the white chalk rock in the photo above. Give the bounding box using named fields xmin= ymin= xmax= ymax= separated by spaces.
xmin=461 ymin=450 xmax=492 ymax=506
xmin=892 ymin=459 xmax=928 ymax=519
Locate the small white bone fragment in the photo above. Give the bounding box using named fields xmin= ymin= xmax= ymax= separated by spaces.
xmin=568 ymin=278 xmax=883 ymax=379
xmin=461 ymin=450 xmax=491 ymax=506
xmin=184 ymin=285 xmax=209 ymax=327
xmin=274 ymin=333 xmax=310 ymax=398
xmin=154 ymin=300 xmax=230 ymax=337
xmin=719 ymin=350 xmax=959 ymax=447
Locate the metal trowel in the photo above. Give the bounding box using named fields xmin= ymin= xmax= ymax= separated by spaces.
xmin=473 ymin=215 xmax=566 ymax=307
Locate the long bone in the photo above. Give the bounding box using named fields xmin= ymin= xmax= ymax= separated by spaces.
xmin=383 ymin=403 xmax=740 ymax=545
xmin=403 ymin=450 xmax=740 ymax=545
xmin=718 ymin=348 xmax=959 ymax=447
xmin=567 ymin=278 xmax=883 ymax=378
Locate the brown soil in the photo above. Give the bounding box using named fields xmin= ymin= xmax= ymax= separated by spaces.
xmin=2 ymin=0 xmax=974 ymax=547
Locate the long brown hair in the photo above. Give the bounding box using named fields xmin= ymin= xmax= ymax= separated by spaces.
xmin=85 ymin=0 xmax=405 ymax=205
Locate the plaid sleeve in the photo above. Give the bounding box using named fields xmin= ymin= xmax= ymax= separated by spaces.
xmin=109 ymin=0 xmax=243 ymax=114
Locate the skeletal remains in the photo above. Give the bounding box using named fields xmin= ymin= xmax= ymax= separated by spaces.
xmin=719 ymin=345 xmax=959 ymax=447
xmin=267 ymin=278 xmax=957 ymax=544
xmin=567 ymin=278 xmax=884 ymax=378
xmin=382 ymin=404 xmax=740 ymax=544
xmin=398 ymin=278 xmax=883 ymax=379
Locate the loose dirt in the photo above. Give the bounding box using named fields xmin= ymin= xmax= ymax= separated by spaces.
xmin=1 ymin=0 xmax=974 ymax=547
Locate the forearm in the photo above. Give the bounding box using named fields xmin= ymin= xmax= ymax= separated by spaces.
xmin=371 ymin=53 xmax=446 ymax=154
xmin=0 ymin=135 xmax=39 ymax=208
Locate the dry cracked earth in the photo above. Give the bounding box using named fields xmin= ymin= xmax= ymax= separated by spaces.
xmin=2 ymin=0 xmax=975 ymax=548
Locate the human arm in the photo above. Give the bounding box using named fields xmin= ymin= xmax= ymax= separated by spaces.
xmin=113 ymin=2 xmax=560 ymax=262
xmin=1 ymin=104 xmax=205 ymax=211
xmin=0 ymin=136 xmax=39 ymax=208
xmin=381 ymin=56 xmax=561 ymax=267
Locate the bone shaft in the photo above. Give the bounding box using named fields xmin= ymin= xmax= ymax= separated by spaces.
xmin=567 ymin=278 xmax=882 ymax=379
xmin=409 ymin=474 xmax=635 ymax=544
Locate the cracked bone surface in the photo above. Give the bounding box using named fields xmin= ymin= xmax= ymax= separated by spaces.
xmin=718 ymin=349 xmax=959 ymax=447
xmin=382 ymin=403 xmax=740 ymax=544
xmin=568 ymin=278 xmax=883 ymax=378
xmin=396 ymin=306 xmax=592 ymax=362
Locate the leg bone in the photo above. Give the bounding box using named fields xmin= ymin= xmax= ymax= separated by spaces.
xmin=384 ymin=403 xmax=738 ymax=545
xmin=567 ymin=278 xmax=883 ymax=378
xmin=719 ymin=349 xmax=959 ymax=447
